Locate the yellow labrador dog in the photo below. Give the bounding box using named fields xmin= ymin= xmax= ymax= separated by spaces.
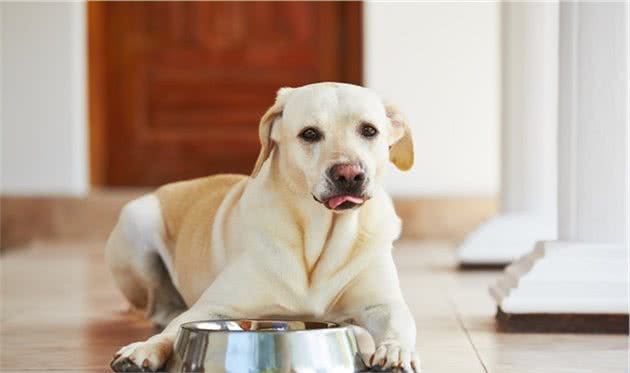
xmin=106 ymin=82 xmax=420 ymax=372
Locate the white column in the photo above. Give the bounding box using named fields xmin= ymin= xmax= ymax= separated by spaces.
xmin=458 ymin=1 xmax=558 ymax=266
xmin=491 ymin=2 xmax=629 ymax=326
xmin=557 ymin=5 xmax=627 ymax=245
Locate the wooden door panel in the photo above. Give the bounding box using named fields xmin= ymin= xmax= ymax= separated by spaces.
xmin=91 ymin=1 xmax=362 ymax=186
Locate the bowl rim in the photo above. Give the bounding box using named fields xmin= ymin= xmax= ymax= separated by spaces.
xmin=179 ymin=318 xmax=353 ymax=334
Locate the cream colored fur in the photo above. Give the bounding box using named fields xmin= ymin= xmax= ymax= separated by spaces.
xmin=106 ymin=82 xmax=420 ymax=372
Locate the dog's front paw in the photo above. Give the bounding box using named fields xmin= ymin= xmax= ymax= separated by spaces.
xmin=369 ymin=342 xmax=421 ymax=372
xmin=110 ymin=338 xmax=173 ymax=372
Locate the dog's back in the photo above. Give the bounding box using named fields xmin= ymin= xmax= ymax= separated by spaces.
xmin=154 ymin=174 xmax=248 ymax=304
xmin=105 ymin=173 xmax=247 ymax=326
xmin=155 ymin=174 xmax=247 ymax=253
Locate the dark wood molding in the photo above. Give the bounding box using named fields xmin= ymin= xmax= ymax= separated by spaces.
xmin=459 ymin=263 xmax=507 ymax=270
xmin=496 ymin=308 xmax=629 ymax=334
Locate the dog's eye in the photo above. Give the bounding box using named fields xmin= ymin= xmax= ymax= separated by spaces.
xmin=299 ymin=127 xmax=323 ymax=143
xmin=360 ymin=123 xmax=379 ymax=138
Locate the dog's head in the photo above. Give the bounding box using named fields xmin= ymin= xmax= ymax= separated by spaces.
xmin=252 ymin=82 xmax=414 ymax=212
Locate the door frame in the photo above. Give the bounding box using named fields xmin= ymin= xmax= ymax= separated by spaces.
xmin=87 ymin=1 xmax=107 ymax=187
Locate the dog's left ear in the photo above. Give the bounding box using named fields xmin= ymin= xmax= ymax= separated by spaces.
xmin=385 ymin=103 xmax=414 ymax=171
xmin=251 ymin=87 xmax=294 ymax=178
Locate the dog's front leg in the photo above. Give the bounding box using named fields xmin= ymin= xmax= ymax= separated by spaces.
xmin=110 ymin=257 xmax=273 ymax=372
xmin=110 ymin=304 xmax=234 ymax=372
xmin=355 ymin=301 xmax=420 ymax=372
xmin=336 ymin=253 xmax=420 ymax=372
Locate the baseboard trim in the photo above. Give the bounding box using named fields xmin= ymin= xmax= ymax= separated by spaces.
xmin=1 ymin=192 xmax=496 ymax=250
xmin=393 ymin=197 xmax=497 ymax=241
xmin=0 ymin=190 xmax=146 ymax=251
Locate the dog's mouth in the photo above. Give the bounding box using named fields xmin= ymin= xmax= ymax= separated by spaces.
xmin=314 ymin=194 xmax=368 ymax=210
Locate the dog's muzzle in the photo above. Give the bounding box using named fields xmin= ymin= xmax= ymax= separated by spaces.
xmin=314 ymin=163 xmax=370 ymax=211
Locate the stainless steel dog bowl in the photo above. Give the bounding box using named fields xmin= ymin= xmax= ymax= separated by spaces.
xmin=166 ymin=319 xmax=367 ymax=373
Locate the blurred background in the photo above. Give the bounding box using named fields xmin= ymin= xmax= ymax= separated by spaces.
xmin=1 ymin=1 xmax=500 ymax=247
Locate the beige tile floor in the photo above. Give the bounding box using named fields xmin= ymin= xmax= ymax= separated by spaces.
xmin=0 ymin=240 xmax=628 ymax=372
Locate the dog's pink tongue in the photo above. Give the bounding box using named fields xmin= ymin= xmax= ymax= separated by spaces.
xmin=327 ymin=195 xmax=364 ymax=209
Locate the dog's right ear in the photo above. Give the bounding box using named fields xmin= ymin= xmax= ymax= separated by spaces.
xmin=251 ymin=87 xmax=294 ymax=178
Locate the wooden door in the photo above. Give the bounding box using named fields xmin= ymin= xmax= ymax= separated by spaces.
xmin=89 ymin=1 xmax=362 ymax=187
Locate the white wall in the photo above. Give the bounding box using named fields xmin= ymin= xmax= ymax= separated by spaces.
xmin=0 ymin=2 xmax=88 ymax=195
xmin=365 ymin=2 xmax=500 ymax=197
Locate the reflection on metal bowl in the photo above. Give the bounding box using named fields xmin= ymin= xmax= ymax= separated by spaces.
xmin=166 ymin=319 xmax=367 ymax=373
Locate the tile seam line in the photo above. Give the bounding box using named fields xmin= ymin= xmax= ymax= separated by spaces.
xmin=447 ymin=295 xmax=489 ymax=373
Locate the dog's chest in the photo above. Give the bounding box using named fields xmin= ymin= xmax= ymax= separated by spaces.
xmin=278 ymin=270 xmax=356 ymax=318
xmin=267 ymin=214 xmax=375 ymax=316
xmin=267 ymin=245 xmax=373 ymax=318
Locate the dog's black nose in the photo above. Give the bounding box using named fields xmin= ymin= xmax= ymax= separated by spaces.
xmin=328 ymin=163 xmax=366 ymax=192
